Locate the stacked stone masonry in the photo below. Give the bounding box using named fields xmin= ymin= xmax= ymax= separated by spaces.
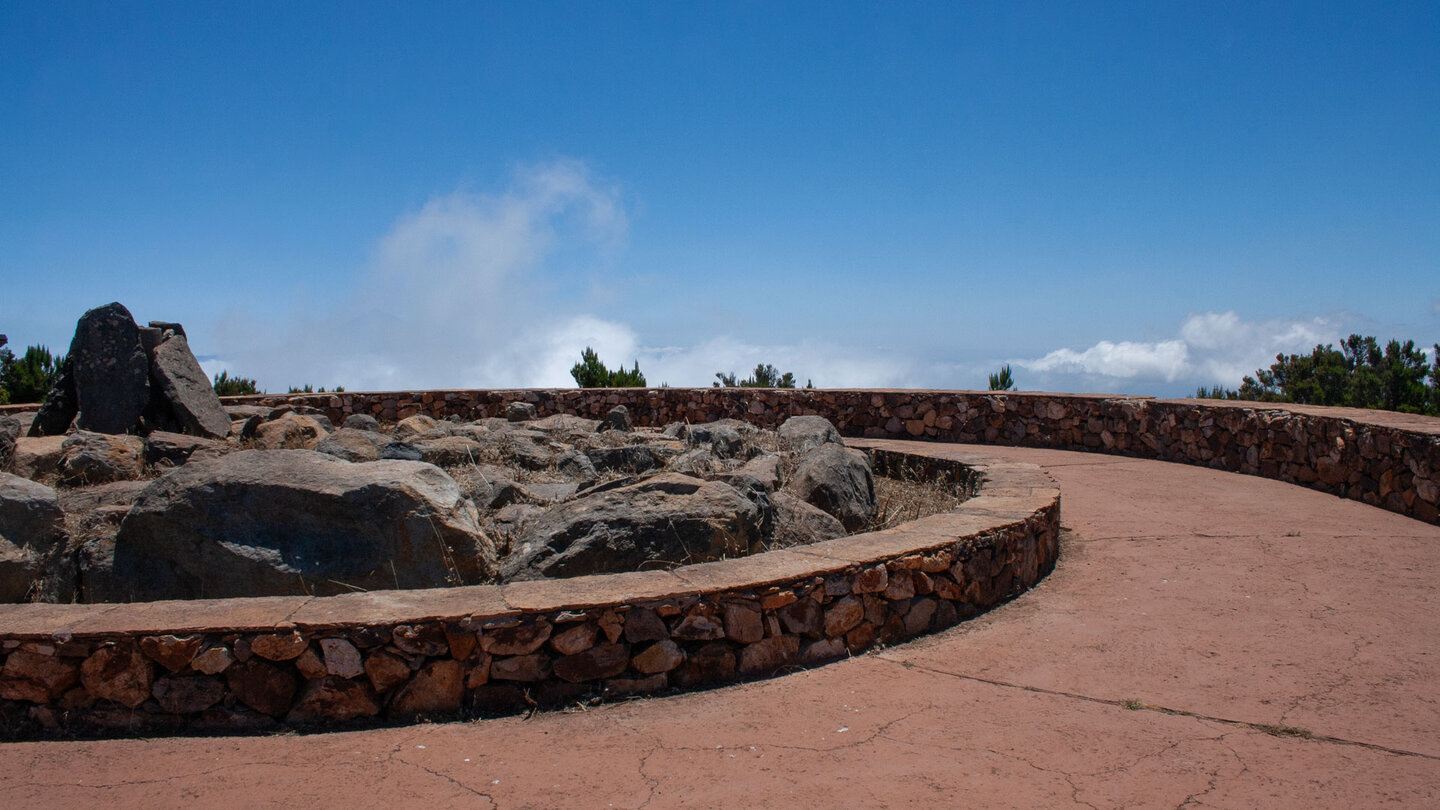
xmin=183 ymin=387 xmax=1437 ymax=524
xmin=0 ymin=445 xmax=1058 ymax=737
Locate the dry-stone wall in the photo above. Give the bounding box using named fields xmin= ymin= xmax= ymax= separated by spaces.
xmin=0 ymin=449 xmax=1056 ymax=738
xmin=197 ymin=387 xmax=1438 ymax=524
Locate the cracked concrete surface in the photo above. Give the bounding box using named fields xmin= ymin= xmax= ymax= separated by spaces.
xmin=2 ymin=443 xmax=1437 ymax=808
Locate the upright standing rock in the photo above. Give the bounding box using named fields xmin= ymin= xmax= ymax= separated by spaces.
xmin=69 ymin=303 xmax=150 ymax=434
xmin=150 ymin=334 xmax=231 ymax=438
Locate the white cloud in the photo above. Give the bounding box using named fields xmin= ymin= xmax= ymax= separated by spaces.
xmin=209 ymin=160 xmax=631 ymax=392
xmin=1014 ymin=311 xmax=1340 ymax=395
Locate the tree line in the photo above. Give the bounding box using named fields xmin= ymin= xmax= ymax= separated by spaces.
xmin=1198 ymin=335 xmax=1440 ymax=416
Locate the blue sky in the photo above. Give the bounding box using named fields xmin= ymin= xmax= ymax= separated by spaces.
xmin=2 ymin=2 xmax=1437 ymax=396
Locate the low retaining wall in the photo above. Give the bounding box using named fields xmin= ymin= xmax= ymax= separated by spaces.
xmin=0 ymin=448 xmax=1058 ymax=738
xmin=209 ymin=387 xmax=1439 ymax=524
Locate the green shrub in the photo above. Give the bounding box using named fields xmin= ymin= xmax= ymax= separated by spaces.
xmin=987 ymin=364 xmax=1015 ymax=391
xmin=0 ymin=344 xmax=64 ymax=404
xmin=570 ymin=347 xmax=646 ymax=388
xmin=714 ymin=363 xmax=809 ymax=388
xmin=212 ymin=371 xmax=261 ymax=396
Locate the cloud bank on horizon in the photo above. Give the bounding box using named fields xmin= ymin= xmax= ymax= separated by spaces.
xmin=201 ymin=159 xmax=1356 ymax=399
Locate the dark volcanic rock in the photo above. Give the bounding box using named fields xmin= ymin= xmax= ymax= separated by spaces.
xmin=342 ymin=413 xmax=381 ymax=432
xmin=150 ymin=334 xmax=232 ymax=438
xmin=28 ymin=357 xmax=77 ymax=437
xmin=503 ymin=473 xmax=765 ymax=581
xmin=112 ymin=450 xmax=498 ymax=600
xmin=586 ymin=444 xmax=663 ymax=474
xmin=768 ymin=491 xmax=847 ymax=549
xmin=143 ymin=431 xmax=228 ymax=468
xmin=69 ymin=302 xmax=151 ymax=434
xmin=778 ymin=415 xmax=842 ymax=453
xmin=786 ymin=443 xmax=877 ymax=532
xmin=0 ymin=472 xmax=73 ymax=602
xmin=315 ymin=428 xmax=392 ymax=462
xmin=58 ymin=431 xmax=145 ymax=485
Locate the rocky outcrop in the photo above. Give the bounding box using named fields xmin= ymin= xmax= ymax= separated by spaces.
xmin=0 ymin=473 xmax=73 ymax=602
xmin=28 ymin=304 xmax=232 ymax=440
xmin=504 ymin=473 xmax=767 ymax=580
xmin=69 ymin=303 xmax=152 ymax=435
xmin=112 ymin=450 xmax=498 ymax=600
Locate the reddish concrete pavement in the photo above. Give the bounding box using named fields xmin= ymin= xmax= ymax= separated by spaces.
xmin=2 ymin=443 xmax=1437 ymax=808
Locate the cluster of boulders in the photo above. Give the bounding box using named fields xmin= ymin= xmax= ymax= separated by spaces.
xmin=28 ymin=302 xmax=231 ymax=440
xmin=3 ymin=390 xmax=877 ymax=602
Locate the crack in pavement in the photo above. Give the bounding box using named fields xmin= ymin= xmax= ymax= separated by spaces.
xmin=881 ymin=657 xmax=1440 ymax=762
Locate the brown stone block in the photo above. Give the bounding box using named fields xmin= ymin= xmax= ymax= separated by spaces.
xmin=288 ymin=586 xmax=513 ymax=628
xmin=777 ymin=598 xmax=824 ymax=638
xmin=225 ymin=658 xmax=297 ymax=717
xmin=671 ymin=550 xmax=841 ymax=591
xmin=152 ymin=675 xmax=224 ymax=714
xmin=553 ymin=642 xmax=629 ymax=683
xmin=739 ymin=635 xmax=799 ymax=675
xmin=480 ymin=619 xmax=552 ymax=656
xmin=65 ymin=595 xmax=311 ymax=637
xmin=823 ymin=596 xmax=863 ymax=637
xmin=501 ymin=571 xmax=694 ymax=612
xmin=549 ymin=622 xmax=599 ymax=656
xmin=622 ymin=608 xmax=669 ymax=643
xmin=722 ymin=603 xmax=764 ymax=644
xmin=391 ymin=623 xmax=449 ymax=656
xmin=489 ymin=653 xmax=551 ymax=682
xmin=389 ymin=660 xmax=465 ymax=718
xmin=81 ymin=643 xmax=153 ymax=709
xmin=138 ymin=634 xmax=205 ymax=674
xmin=672 ymin=642 xmax=736 ymax=687
xmin=631 ymin=640 xmax=685 ymax=675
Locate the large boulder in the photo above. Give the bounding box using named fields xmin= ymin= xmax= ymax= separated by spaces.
xmin=0 ymin=473 xmax=74 ymax=602
xmin=112 ymin=450 xmax=498 ymax=601
xmin=253 ymin=413 xmax=328 ymax=450
xmin=150 ymin=334 xmax=232 ymax=438
xmin=786 ymin=443 xmax=877 ymax=532
xmin=59 ymin=431 xmax=145 ymax=485
xmin=69 ymin=302 xmax=152 ymax=434
xmin=314 ymin=428 xmax=392 ymax=463
xmin=10 ymin=435 xmax=66 ymax=481
xmin=768 ymin=491 xmax=847 ymax=549
xmin=503 ymin=473 xmax=766 ymax=581
xmin=778 ymin=415 xmax=842 ymax=453
xmin=143 ymin=431 xmax=229 ymax=468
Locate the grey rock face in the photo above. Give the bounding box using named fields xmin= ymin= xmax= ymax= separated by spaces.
xmin=778 ymin=415 xmax=842 ymax=453
xmin=112 ymin=450 xmax=498 ymax=601
xmin=503 ymin=473 xmax=765 ymax=581
xmin=601 ymin=406 xmax=631 ymax=432
xmin=505 ymin=402 xmax=538 ymax=422
xmin=768 ymin=491 xmax=847 ymax=549
xmin=586 ymin=444 xmax=663 ymax=474
xmin=315 ymin=428 xmax=392 ymax=462
xmin=150 ymin=334 xmax=232 ymax=438
xmin=70 ymin=302 xmax=151 ymax=434
xmin=143 ymin=431 xmax=228 ymax=468
xmin=686 ymin=423 xmax=747 ymax=459
xmin=0 ymin=473 xmax=73 ymax=602
xmin=786 ymin=443 xmax=877 ymax=532
xmin=342 ymin=414 xmax=380 ymax=432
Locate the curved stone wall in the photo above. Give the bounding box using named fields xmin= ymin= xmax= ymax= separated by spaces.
xmin=209 ymin=388 xmax=1438 ymax=524
xmin=0 ymin=447 xmax=1059 ymax=738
